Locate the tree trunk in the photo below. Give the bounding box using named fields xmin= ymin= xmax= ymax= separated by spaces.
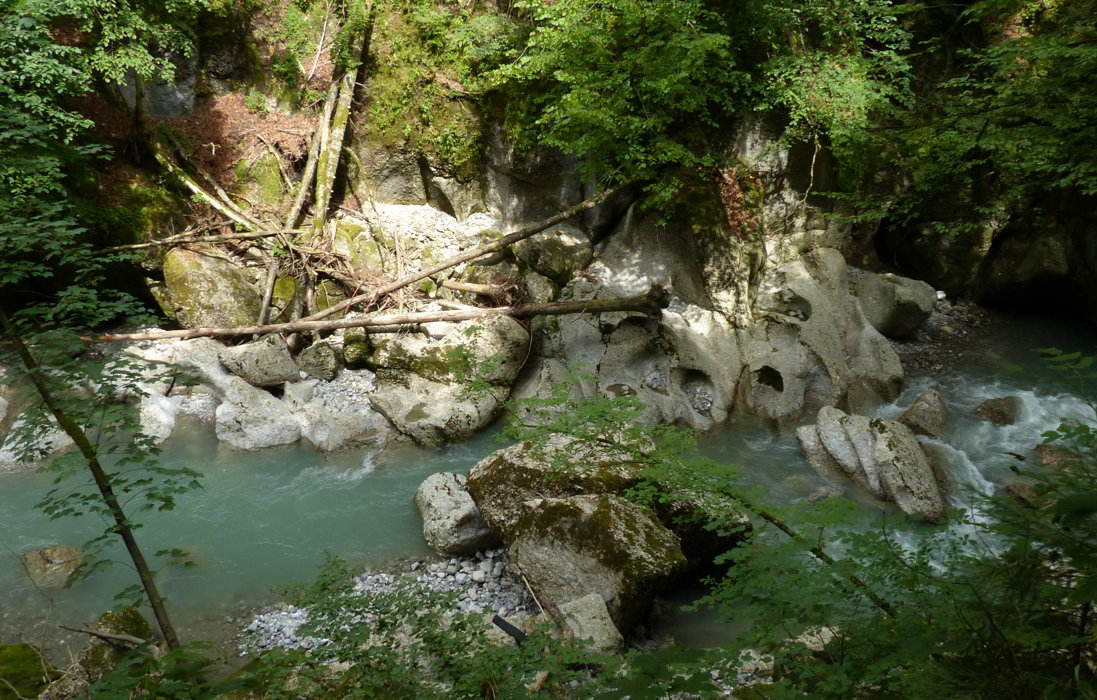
xmin=0 ymin=306 xmax=182 ymax=649
xmin=94 ymin=287 xmax=669 ymax=342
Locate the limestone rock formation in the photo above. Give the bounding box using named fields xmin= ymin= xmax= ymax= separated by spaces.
xmin=975 ymin=396 xmax=1023 ymax=426
xmin=508 ymin=494 xmax=687 ymax=630
xmin=415 ymin=472 xmax=499 ymax=556
xmin=22 ymin=545 xmax=84 ymax=589
xmin=512 ymin=223 xmax=593 ymax=285
xmin=850 ymin=269 xmax=936 ymax=339
xmin=219 ymin=335 xmax=299 ymax=387
xmin=899 ymin=387 xmax=948 ymax=439
xmin=797 ymin=406 xmax=947 ymax=521
xmin=465 ymin=435 xmax=642 ymax=537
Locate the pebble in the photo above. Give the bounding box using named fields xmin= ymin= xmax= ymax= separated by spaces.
xmin=236 ymin=547 xmax=534 ymax=655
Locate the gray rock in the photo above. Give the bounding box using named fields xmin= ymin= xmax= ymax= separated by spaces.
xmin=466 ymin=436 xmax=642 ymax=537
xmin=900 ymin=387 xmax=948 ymax=439
xmin=872 ymin=418 xmax=948 ymax=522
xmin=23 ymin=545 xmax=83 ymax=589
xmin=415 ymin=473 xmax=500 ymax=556
xmin=0 ymin=414 xmax=75 ymax=473
xmin=797 ymin=407 xmax=947 ymax=522
xmin=975 ymin=396 xmax=1023 ymax=426
xmin=851 ymin=269 xmax=936 ymax=339
xmin=352 ymin=145 xmax=428 ymax=205
xmin=296 ymin=342 xmax=343 ymax=381
xmin=219 ymin=335 xmax=299 ymax=387
xmin=215 ymin=390 xmax=301 ymax=450
xmin=559 ymin=593 xmax=624 ymax=654
xmin=509 ymin=494 xmax=686 ymax=631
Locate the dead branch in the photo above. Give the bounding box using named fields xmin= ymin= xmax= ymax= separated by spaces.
xmin=301 ymin=182 xmax=630 ymax=322
xmin=163 ymin=133 xmax=259 ymax=229
xmin=257 ymin=134 xmax=294 ymax=190
xmin=94 ymin=287 xmax=668 ymax=342
xmin=440 ymin=279 xmax=505 ymax=296
xmin=151 ymin=141 xmax=256 ymax=231
xmin=257 ymin=258 xmax=281 ymax=326
xmin=307 ymin=10 xmax=330 ymax=82
xmin=313 ymin=18 xmax=370 ymax=230
xmin=285 ymin=80 xmax=340 ymax=230
xmin=94 ymin=231 xmax=298 ymax=254
xmin=59 ymin=625 xmax=150 ymax=649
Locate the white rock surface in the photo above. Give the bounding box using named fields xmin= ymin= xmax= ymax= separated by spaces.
xmin=415 ymin=472 xmax=499 ymax=556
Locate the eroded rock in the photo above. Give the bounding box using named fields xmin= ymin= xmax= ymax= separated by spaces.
xmin=850 ymin=269 xmax=936 ymax=339
xmin=797 ymin=407 xmax=947 ymax=522
xmin=558 ymin=593 xmax=624 ymax=654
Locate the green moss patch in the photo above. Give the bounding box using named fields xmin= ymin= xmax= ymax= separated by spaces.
xmin=0 ymin=644 xmax=54 ymax=699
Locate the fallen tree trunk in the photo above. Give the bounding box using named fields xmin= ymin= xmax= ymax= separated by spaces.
xmin=300 ymin=182 xmax=631 ymax=322
xmin=285 ymin=80 xmax=341 ymax=230
xmin=94 ymin=287 xmax=668 ymax=342
xmin=440 ymin=279 xmax=506 ymax=296
xmin=94 ymin=231 xmax=299 ymax=254
xmin=152 ymin=143 xmax=256 ymax=232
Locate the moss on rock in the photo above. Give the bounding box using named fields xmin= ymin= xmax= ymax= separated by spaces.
xmin=0 ymin=644 xmax=54 ymax=699
xmin=161 ymin=246 xmax=262 ymax=328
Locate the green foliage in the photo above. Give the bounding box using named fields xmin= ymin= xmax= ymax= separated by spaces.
xmin=88 ymin=643 xmax=253 ymax=699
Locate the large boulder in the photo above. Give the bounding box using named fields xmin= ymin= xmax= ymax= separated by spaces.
xmin=370 ymin=375 xmax=507 ymax=447
xmin=219 ymin=335 xmax=300 ymax=387
xmin=508 ymin=494 xmax=687 ymax=630
xmin=850 ymin=269 xmax=936 ymax=339
xmin=466 ymin=436 xmax=642 ymax=537
xmin=22 ymin=545 xmax=83 ymax=589
xmin=415 ymin=472 xmax=500 ymax=556
xmin=797 ymin=407 xmax=947 ymax=522
xmin=975 ymin=396 xmax=1024 ymax=426
xmin=159 ymin=247 xmax=261 ymax=328
xmin=899 ymin=387 xmax=948 ymax=439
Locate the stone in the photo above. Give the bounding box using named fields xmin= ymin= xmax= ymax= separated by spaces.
xmin=466 ymin=436 xmax=643 ymax=537
xmin=296 ymin=342 xmax=343 ymax=381
xmin=797 ymin=407 xmax=947 ymax=522
xmin=558 ymin=593 xmax=624 ymax=654
xmin=850 ymin=269 xmax=936 ymax=339
xmin=415 ymin=472 xmax=500 ymax=556
xmin=22 ymin=545 xmax=84 ymax=589
xmin=508 ymin=494 xmax=687 ymax=631
xmin=370 ymin=374 xmax=507 ymax=447
xmin=975 ymin=396 xmax=1024 ymax=426
xmin=1033 ymin=443 xmax=1077 ymax=469
xmin=512 ymin=223 xmax=593 ymax=285
xmin=899 ymin=387 xmax=948 ymax=439
xmin=1004 ymin=478 xmax=1041 ymax=508
xmin=352 ymin=145 xmax=427 ymax=205
xmin=219 ymin=335 xmax=299 ymax=387
xmin=159 ymin=247 xmax=261 ymax=329
xmin=215 ymin=387 xmax=301 ymax=450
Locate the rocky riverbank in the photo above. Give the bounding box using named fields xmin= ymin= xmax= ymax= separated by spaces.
xmin=237 ymin=547 xmax=536 ymax=655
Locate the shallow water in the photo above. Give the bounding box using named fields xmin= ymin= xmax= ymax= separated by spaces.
xmin=1 ymin=310 xmax=1096 ymax=658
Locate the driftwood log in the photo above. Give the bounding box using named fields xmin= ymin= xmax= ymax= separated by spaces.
xmin=94 ymin=287 xmax=669 ymax=342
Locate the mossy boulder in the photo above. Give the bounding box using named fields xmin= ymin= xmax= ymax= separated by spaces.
xmin=160 ymin=247 xmax=262 ymax=328
xmin=219 ymin=335 xmax=299 ymax=386
xmin=235 ymin=154 xmax=283 ymax=208
xmin=39 ymin=607 xmax=153 ymax=699
xmin=508 ymin=494 xmax=687 ymax=631
xmin=466 ymin=435 xmax=643 ymax=537
xmin=512 ymin=223 xmax=593 ymax=286
xmin=0 ymin=644 xmax=54 ymax=699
